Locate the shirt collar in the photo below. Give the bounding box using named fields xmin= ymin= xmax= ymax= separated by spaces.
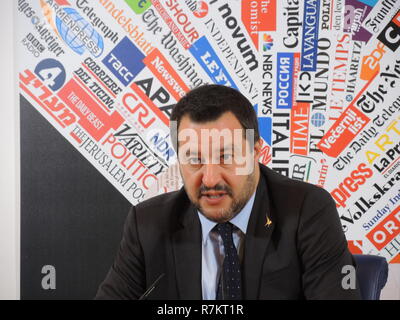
xmin=197 ymin=191 xmax=256 ymax=245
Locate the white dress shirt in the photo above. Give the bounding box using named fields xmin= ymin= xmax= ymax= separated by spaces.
xmin=197 ymin=191 xmax=256 ymax=300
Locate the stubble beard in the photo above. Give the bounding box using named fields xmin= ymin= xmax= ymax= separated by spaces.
xmin=189 ymin=170 xmax=258 ymax=223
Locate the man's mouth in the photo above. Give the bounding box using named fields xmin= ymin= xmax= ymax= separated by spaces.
xmin=207 ymin=195 xmax=224 ymax=199
xmin=200 ymin=192 xmax=228 ymax=206
xmin=197 ymin=185 xmax=232 ymax=204
xmin=202 ymin=193 xmax=226 ymax=199
xmin=201 ymin=191 xmax=226 ymax=196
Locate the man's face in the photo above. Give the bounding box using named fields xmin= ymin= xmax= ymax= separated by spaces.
xmin=177 ymin=112 xmax=261 ymax=223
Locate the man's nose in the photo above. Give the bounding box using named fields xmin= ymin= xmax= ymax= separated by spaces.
xmin=201 ymin=164 xmax=222 ymax=188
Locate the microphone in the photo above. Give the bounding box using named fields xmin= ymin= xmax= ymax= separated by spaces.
xmin=138 ymin=273 xmax=165 ymax=300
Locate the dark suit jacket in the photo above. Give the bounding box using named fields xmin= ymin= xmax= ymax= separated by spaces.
xmin=96 ymin=164 xmax=361 ymax=300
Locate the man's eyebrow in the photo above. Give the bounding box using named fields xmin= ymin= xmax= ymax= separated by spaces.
xmin=185 ymin=150 xmax=200 ymax=157
xmin=218 ymin=145 xmax=234 ymax=153
xmin=184 ymin=145 xmax=236 ymax=156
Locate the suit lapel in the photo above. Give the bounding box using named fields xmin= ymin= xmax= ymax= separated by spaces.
xmin=243 ymin=170 xmax=275 ymax=299
xmin=171 ymin=204 xmax=202 ymax=299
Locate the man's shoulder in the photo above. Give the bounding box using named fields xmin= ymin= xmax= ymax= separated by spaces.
xmin=260 ymin=164 xmax=333 ymax=207
xmin=137 ymin=189 xmax=184 ymax=209
xmin=134 ymin=187 xmax=191 ymax=221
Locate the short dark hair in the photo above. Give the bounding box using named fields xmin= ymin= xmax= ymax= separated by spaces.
xmin=170 ymin=84 xmax=260 ymax=151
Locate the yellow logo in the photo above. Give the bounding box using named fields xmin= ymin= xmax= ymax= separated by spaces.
xmin=265 ymin=217 xmax=272 ymax=227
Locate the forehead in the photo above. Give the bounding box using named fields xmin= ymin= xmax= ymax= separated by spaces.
xmin=177 ymin=112 xmax=248 ymax=153
xmin=179 ymin=111 xmax=243 ymax=132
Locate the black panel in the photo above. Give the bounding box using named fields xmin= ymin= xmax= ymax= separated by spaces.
xmin=20 ymin=95 xmax=131 ymax=299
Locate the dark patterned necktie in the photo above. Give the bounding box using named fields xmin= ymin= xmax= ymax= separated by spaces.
xmin=215 ymin=222 xmax=242 ymax=300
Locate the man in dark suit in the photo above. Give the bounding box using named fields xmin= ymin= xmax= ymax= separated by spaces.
xmin=96 ymin=85 xmax=360 ymax=300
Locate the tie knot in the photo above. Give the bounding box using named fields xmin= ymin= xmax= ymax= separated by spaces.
xmin=215 ymin=222 xmax=235 ymax=246
xmin=215 ymin=222 xmax=233 ymax=236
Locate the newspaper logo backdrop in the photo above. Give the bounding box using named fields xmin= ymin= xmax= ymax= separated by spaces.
xmin=17 ymin=0 xmax=400 ymax=292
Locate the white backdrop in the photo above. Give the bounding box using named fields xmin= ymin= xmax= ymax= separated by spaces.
xmin=2 ymin=0 xmax=400 ymax=299
xmin=0 ymin=0 xmax=19 ymax=300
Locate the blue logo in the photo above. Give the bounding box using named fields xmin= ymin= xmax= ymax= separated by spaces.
xmin=358 ymin=0 xmax=378 ymax=6
xmin=276 ymin=53 xmax=294 ymax=109
xmin=189 ymin=37 xmax=237 ymax=89
xmin=102 ymin=37 xmax=146 ymax=87
xmin=258 ymin=117 xmax=272 ymax=146
xmin=311 ymin=112 xmax=326 ymax=127
xmin=301 ymin=0 xmax=320 ymax=72
xmin=34 ymin=58 xmax=66 ymax=91
xmin=56 ymin=7 xmax=104 ymax=58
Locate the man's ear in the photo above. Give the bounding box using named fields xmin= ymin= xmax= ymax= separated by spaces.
xmin=253 ymin=138 xmax=262 ymax=160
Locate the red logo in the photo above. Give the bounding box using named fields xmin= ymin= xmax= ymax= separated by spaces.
xmin=348 ymin=240 xmax=363 ymax=254
xmin=242 ymin=0 xmax=276 ymax=49
xmin=330 ymin=163 xmax=373 ymax=208
xmin=58 ymin=79 xmax=124 ymax=141
xmin=366 ymin=206 xmax=400 ymax=251
xmin=290 ymin=102 xmax=310 ymax=156
xmin=317 ymin=105 xmax=370 ymax=158
xmin=193 ymin=1 xmax=208 ymax=18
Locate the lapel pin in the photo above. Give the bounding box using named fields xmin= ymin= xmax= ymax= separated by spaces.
xmin=265 ymin=216 xmax=272 ymax=228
